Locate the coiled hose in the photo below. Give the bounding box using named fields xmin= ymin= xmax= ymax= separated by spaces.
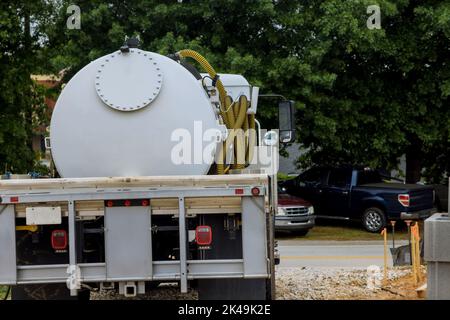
xmin=2 ymin=286 xmax=10 ymax=300
xmin=176 ymin=49 xmax=256 ymax=174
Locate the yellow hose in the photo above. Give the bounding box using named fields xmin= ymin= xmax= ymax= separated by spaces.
xmin=177 ymin=49 xmax=257 ymax=174
xmin=247 ymin=114 xmax=256 ymax=164
xmin=177 ymin=49 xmax=231 ymax=127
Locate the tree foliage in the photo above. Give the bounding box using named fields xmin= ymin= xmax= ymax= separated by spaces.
xmin=0 ymin=1 xmax=52 ymax=173
xmin=1 ymin=0 xmax=449 ymax=182
xmin=269 ymin=1 xmax=450 ymax=182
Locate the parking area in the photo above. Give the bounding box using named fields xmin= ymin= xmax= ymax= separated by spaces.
xmin=277 ymin=239 xmax=409 ymax=268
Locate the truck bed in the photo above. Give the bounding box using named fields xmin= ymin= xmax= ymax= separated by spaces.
xmin=0 ymin=174 xmax=269 ymax=191
xmin=0 ymin=174 xmax=272 ymax=297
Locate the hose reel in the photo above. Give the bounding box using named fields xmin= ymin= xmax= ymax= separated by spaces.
xmin=176 ymin=49 xmax=256 ymax=174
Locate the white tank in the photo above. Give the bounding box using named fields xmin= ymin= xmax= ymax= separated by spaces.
xmin=50 ymin=49 xmax=221 ymax=178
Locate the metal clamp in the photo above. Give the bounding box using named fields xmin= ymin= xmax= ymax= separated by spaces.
xmin=44 ymin=137 xmax=51 ymax=149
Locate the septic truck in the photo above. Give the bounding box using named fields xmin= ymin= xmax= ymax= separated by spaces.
xmin=0 ymin=40 xmax=295 ymax=300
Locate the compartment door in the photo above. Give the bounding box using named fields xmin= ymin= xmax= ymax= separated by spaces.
xmin=105 ymin=206 xmax=152 ymax=280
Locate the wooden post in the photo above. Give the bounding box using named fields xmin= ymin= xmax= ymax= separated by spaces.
xmin=382 ymin=227 xmax=388 ymax=285
xmin=413 ymin=223 xmax=422 ymax=282
xmin=390 ymin=220 xmax=396 ymax=248
xmin=411 ymin=223 xmax=418 ymax=285
xmin=405 ymin=220 xmax=412 ymax=265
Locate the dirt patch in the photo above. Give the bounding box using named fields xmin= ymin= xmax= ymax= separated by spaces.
xmin=363 ymin=272 xmax=426 ymax=300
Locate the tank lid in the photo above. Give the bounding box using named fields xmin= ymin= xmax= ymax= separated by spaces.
xmin=95 ymin=49 xmax=163 ymax=112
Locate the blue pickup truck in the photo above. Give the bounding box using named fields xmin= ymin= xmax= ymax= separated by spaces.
xmin=281 ymin=166 xmax=435 ymax=232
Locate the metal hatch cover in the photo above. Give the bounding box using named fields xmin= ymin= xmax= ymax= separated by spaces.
xmin=95 ymin=49 xmax=163 ymax=111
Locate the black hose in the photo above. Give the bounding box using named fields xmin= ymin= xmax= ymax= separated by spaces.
xmin=2 ymin=286 xmax=10 ymax=300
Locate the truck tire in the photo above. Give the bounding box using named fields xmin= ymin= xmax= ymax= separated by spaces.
xmin=362 ymin=207 xmax=386 ymax=233
xmin=11 ymin=284 xmax=90 ymax=300
xmin=197 ymin=279 xmax=268 ymax=300
xmin=266 ymin=278 xmax=274 ymax=300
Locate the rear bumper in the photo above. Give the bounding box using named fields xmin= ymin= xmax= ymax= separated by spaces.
xmin=275 ymin=216 xmax=315 ymax=231
xmin=399 ymin=208 xmax=434 ymax=220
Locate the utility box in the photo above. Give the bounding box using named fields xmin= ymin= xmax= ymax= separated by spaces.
xmin=425 ymin=212 xmax=450 ymax=300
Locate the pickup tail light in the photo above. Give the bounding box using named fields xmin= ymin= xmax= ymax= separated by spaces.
xmin=51 ymin=230 xmax=68 ymax=250
xmin=398 ymin=194 xmax=410 ymax=207
xmin=195 ymin=225 xmax=212 ymax=246
xmin=251 ymin=187 xmax=260 ymax=196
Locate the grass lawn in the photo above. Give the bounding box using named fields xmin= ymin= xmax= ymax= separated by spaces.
xmin=277 ymin=220 xmax=418 ymax=241
xmin=300 ymin=225 xmax=409 ymax=241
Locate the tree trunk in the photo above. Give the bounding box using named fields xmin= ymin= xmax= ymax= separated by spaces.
xmin=405 ymin=140 xmax=422 ymax=184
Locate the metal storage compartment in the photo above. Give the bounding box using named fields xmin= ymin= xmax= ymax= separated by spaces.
xmin=425 ymin=212 xmax=450 ymax=300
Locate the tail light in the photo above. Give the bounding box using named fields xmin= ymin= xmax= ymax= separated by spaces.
xmin=51 ymin=230 xmax=68 ymax=250
xmin=104 ymin=199 xmax=150 ymax=207
xmin=195 ymin=226 xmax=212 ymax=246
xmin=398 ymin=194 xmax=410 ymax=207
xmin=251 ymin=187 xmax=260 ymax=196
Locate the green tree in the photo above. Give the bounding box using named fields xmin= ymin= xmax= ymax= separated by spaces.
xmin=41 ymin=0 xmax=449 ymax=182
xmin=0 ymin=1 xmax=52 ymax=173
xmin=267 ymin=0 xmax=450 ymax=183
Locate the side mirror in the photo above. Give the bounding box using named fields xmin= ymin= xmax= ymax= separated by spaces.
xmin=278 ymin=100 xmax=296 ymax=143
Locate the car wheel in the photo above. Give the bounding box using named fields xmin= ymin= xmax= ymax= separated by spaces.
xmin=362 ymin=207 xmax=386 ymax=233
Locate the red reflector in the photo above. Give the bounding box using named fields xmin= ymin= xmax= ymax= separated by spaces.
xmin=10 ymin=196 xmax=19 ymax=203
xmin=106 ymin=200 xmax=114 ymax=207
xmin=251 ymin=187 xmax=260 ymax=196
xmin=398 ymin=194 xmax=410 ymax=207
xmin=141 ymin=199 xmax=149 ymax=206
xmin=235 ymin=188 xmax=244 ymax=195
xmin=195 ymin=225 xmax=212 ymax=246
xmin=124 ymin=200 xmax=131 ymax=207
xmin=51 ymin=230 xmax=68 ymax=250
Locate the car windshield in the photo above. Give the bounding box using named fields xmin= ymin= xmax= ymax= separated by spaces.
xmin=357 ymin=170 xmax=383 ymax=185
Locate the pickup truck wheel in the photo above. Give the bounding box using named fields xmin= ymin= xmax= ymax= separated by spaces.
xmin=362 ymin=207 xmax=386 ymax=233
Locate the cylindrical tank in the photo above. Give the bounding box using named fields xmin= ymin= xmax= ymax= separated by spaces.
xmin=50 ymin=49 xmax=221 ymax=178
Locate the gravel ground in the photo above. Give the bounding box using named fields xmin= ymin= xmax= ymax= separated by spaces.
xmin=275 ymin=266 xmax=417 ymax=300
xmin=91 ymin=283 xmax=198 ymax=300
xmin=91 ymin=266 xmax=420 ymax=300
